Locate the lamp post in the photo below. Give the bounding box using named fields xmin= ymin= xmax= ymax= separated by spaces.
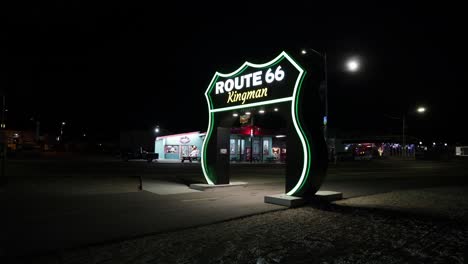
xmin=57 ymin=121 xmax=66 ymax=142
xmin=403 ymin=106 xmax=427 ymax=154
xmin=301 ymin=49 xmax=328 ymax=141
xmin=346 ymin=59 xmax=360 ymax=72
xmin=1 ymin=95 xmax=6 ymax=186
xmin=402 ymin=114 xmax=406 ymax=152
xmin=1 ymin=96 xmax=5 ymax=129
xmin=416 ymin=106 xmax=426 ymax=114
xmin=301 ymin=49 xmax=360 ymax=146
xmin=387 ymin=106 xmax=427 ymax=157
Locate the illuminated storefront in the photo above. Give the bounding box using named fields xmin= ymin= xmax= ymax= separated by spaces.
xmin=155 ymin=132 xmax=205 ymax=160
xmin=154 ymin=128 xmax=287 ymax=162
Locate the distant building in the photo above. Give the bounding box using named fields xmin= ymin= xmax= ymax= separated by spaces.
xmin=2 ymin=129 xmax=41 ymax=152
xmin=155 ymin=131 xmax=205 ymax=160
xmin=328 ymin=130 xmax=454 ymax=161
xmin=455 ymin=146 xmax=468 ymax=157
xmin=154 ymin=127 xmax=287 ymax=162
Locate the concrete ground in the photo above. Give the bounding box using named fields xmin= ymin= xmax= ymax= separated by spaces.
xmin=1 ymin=159 xmax=285 ymax=258
xmin=1 ymin=157 xmax=468 ymax=263
xmin=25 ymin=188 xmax=468 ymax=264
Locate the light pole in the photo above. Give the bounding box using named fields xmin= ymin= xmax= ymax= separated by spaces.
xmin=416 ymin=106 xmax=426 ymax=114
xmin=1 ymin=95 xmax=6 ymax=186
xmin=402 ymin=114 xmax=406 ymax=152
xmin=346 ymin=59 xmax=360 ymax=72
xmin=301 ymin=49 xmax=328 ymax=141
xmin=58 ymin=121 xmax=66 ymax=142
xmin=300 ymin=49 xmax=360 ymax=146
xmin=387 ymin=106 xmax=427 ymax=157
xmin=404 ymin=106 xmax=426 ymax=154
xmin=1 ymin=96 xmax=5 ymax=129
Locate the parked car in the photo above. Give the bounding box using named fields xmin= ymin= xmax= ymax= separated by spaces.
xmin=121 ymin=147 xmax=159 ymax=162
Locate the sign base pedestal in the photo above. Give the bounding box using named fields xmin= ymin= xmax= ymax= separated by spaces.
xmin=313 ymin=191 xmax=343 ymax=202
xmin=264 ymin=194 xmax=305 ymax=208
xmin=189 ymin=182 xmax=248 ymax=192
xmin=265 ymin=191 xmax=343 ymax=207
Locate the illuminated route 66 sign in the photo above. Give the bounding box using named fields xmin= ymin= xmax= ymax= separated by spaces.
xmin=207 ymin=52 xmax=302 ymax=111
xmin=201 ymin=51 xmax=327 ymax=197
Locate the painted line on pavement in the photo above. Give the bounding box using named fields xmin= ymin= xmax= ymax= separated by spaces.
xmin=181 ymin=197 xmax=218 ymax=202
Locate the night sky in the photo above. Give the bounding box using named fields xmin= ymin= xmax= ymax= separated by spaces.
xmin=3 ymin=2 xmax=468 ymax=143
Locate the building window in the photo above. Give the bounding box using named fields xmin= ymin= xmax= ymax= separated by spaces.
xmin=165 ymin=145 xmax=179 ymax=153
xmin=263 ymin=139 xmax=270 ymax=155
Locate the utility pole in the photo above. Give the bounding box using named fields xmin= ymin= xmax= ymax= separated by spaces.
xmin=323 ymin=52 xmax=328 ymax=143
xmin=402 ymin=114 xmax=406 ymax=157
xmin=1 ymin=96 xmax=4 ymax=127
xmin=1 ymin=95 xmax=6 ymax=186
xmin=35 ymin=121 xmax=40 ymax=142
xmin=302 ymin=48 xmax=328 ymax=142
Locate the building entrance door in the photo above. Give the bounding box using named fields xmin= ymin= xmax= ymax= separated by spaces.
xmin=181 ymin=145 xmax=191 ymax=158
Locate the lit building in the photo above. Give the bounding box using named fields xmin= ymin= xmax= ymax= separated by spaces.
xmin=154 ymin=128 xmax=287 ymax=162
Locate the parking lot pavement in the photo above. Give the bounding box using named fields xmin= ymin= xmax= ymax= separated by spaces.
xmin=2 ymin=177 xmax=285 ymax=257
xmin=142 ymin=179 xmax=202 ymax=195
xmin=2 ymin=158 xmax=468 ymax=259
xmin=11 ymin=185 xmax=468 ymax=264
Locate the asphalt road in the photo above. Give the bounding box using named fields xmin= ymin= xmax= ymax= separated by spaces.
xmin=1 ymin=157 xmax=467 ymax=259
xmin=4 ymin=157 xmax=468 ymax=196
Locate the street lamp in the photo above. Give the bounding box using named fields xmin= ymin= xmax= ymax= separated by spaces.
xmin=1 ymin=96 xmax=5 ymax=129
xmin=301 ymin=48 xmax=360 ymax=144
xmin=401 ymin=106 xmax=427 ymax=154
xmin=384 ymin=105 xmax=427 ymax=156
xmin=1 ymin=95 xmax=6 ymax=186
xmin=346 ymin=59 xmax=360 ymax=72
xmin=301 ymin=48 xmax=328 ymax=141
xmin=155 ymin=125 xmax=160 ymax=134
xmin=58 ymin=121 xmax=66 ymax=142
xmin=417 ymin=106 xmax=426 ymax=113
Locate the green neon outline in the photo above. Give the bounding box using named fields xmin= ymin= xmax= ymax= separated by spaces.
xmin=201 ymin=110 xmax=215 ymax=184
xmin=201 ymin=74 xmax=218 ymax=185
xmin=202 ymin=51 xmax=311 ymax=196
xmin=286 ymin=72 xmax=312 ymax=195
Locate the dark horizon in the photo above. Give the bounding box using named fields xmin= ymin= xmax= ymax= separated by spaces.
xmin=3 ymin=3 xmax=468 ymax=143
